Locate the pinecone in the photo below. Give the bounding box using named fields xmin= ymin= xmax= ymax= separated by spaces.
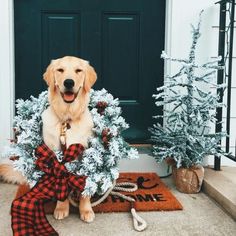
xmin=10 ymin=156 xmax=20 ymax=161
xmin=102 ymin=128 xmax=112 ymax=148
xmin=96 ymin=101 xmax=108 ymax=115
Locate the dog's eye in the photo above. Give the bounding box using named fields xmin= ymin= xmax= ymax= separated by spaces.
xmin=75 ymin=69 xmax=82 ymax=73
xmin=57 ymin=68 xmax=64 ymax=73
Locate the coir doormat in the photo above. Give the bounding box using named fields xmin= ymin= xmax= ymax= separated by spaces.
xmin=92 ymin=172 xmax=183 ymax=212
xmin=15 ymin=172 xmax=183 ymax=213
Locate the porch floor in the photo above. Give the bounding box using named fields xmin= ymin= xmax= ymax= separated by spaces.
xmin=1 ymin=175 xmax=236 ymax=236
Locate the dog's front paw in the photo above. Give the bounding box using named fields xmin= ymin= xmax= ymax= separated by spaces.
xmin=54 ymin=207 xmax=69 ymax=220
xmin=53 ymin=200 xmax=69 ymax=220
xmin=80 ymin=209 xmax=95 ymax=223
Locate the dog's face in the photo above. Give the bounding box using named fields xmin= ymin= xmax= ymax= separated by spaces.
xmin=43 ymin=56 xmax=97 ymax=103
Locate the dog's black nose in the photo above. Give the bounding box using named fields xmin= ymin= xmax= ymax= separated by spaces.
xmin=64 ymin=79 xmax=75 ymax=89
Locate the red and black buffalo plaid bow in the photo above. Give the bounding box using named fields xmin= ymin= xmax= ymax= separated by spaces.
xmin=11 ymin=143 xmax=86 ymax=236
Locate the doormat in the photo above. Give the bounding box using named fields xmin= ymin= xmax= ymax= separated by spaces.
xmin=93 ymin=172 xmax=183 ymax=212
xmin=15 ymin=172 xmax=183 ymax=213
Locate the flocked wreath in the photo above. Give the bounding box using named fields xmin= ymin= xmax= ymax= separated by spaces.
xmin=5 ymin=89 xmax=138 ymax=196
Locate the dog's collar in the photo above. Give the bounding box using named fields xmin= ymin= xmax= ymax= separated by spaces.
xmin=60 ymin=120 xmax=71 ymax=151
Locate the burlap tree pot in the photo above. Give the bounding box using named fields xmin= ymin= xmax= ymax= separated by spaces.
xmin=172 ymin=165 xmax=204 ymax=194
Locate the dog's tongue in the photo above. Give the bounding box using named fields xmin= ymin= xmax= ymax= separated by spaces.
xmin=63 ymin=92 xmax=75 ymax=102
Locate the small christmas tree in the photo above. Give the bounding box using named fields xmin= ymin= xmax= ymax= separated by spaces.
xmin=150 ymin=12 xmax=227 ymax=168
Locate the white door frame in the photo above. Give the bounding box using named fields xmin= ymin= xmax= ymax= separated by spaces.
xmin=0 ymin=0 xmax=15 ymax=151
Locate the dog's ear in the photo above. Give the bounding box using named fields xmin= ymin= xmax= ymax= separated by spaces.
xmin=84 ymin=63 xmax=97 ymax=93
xmin=43 ymin=60 xmax=56 ymax=87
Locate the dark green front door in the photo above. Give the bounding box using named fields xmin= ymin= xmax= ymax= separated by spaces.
xmin=14 ymin=0 xmax=165 ymax=143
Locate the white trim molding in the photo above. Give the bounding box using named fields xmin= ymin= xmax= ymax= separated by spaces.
xmin=164 ymin=0 xmax=173 ymax=76
xmin=0 ymin=0 xmax=15 ymax=151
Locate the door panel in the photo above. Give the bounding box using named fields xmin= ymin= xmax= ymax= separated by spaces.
xmin=42 ymin=13 xmax=81 ymax=69
xmin=14 ymin=0 xmax=165 ymax=143
xmin=102 ymin=13 xmax=140 ymax=100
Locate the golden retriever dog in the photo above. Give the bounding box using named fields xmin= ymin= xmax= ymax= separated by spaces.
xmin=0 ymin=56 xmax=97 ymax=223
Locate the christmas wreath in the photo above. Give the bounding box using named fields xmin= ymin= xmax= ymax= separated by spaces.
xmin=5 ymin=89 xmax=138 ymax=196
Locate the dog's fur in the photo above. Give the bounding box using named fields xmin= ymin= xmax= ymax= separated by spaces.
xmin=0 ymin=56 xmax=97 ymax=223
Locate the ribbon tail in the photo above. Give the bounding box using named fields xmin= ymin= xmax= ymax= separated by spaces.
xmin=11 ymin=187 xmax=59 ymax=236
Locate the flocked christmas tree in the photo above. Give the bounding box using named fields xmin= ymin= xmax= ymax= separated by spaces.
xmin=150 ymin=11 xmax=227 ymax=168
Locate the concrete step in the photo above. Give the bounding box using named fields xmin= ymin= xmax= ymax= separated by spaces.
xmin=203 ymin=167 xmax=236 ymax=220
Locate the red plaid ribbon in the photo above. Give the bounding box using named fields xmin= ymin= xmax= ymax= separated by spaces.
xmin=11 ymin=143 xmax=86 ymax=236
